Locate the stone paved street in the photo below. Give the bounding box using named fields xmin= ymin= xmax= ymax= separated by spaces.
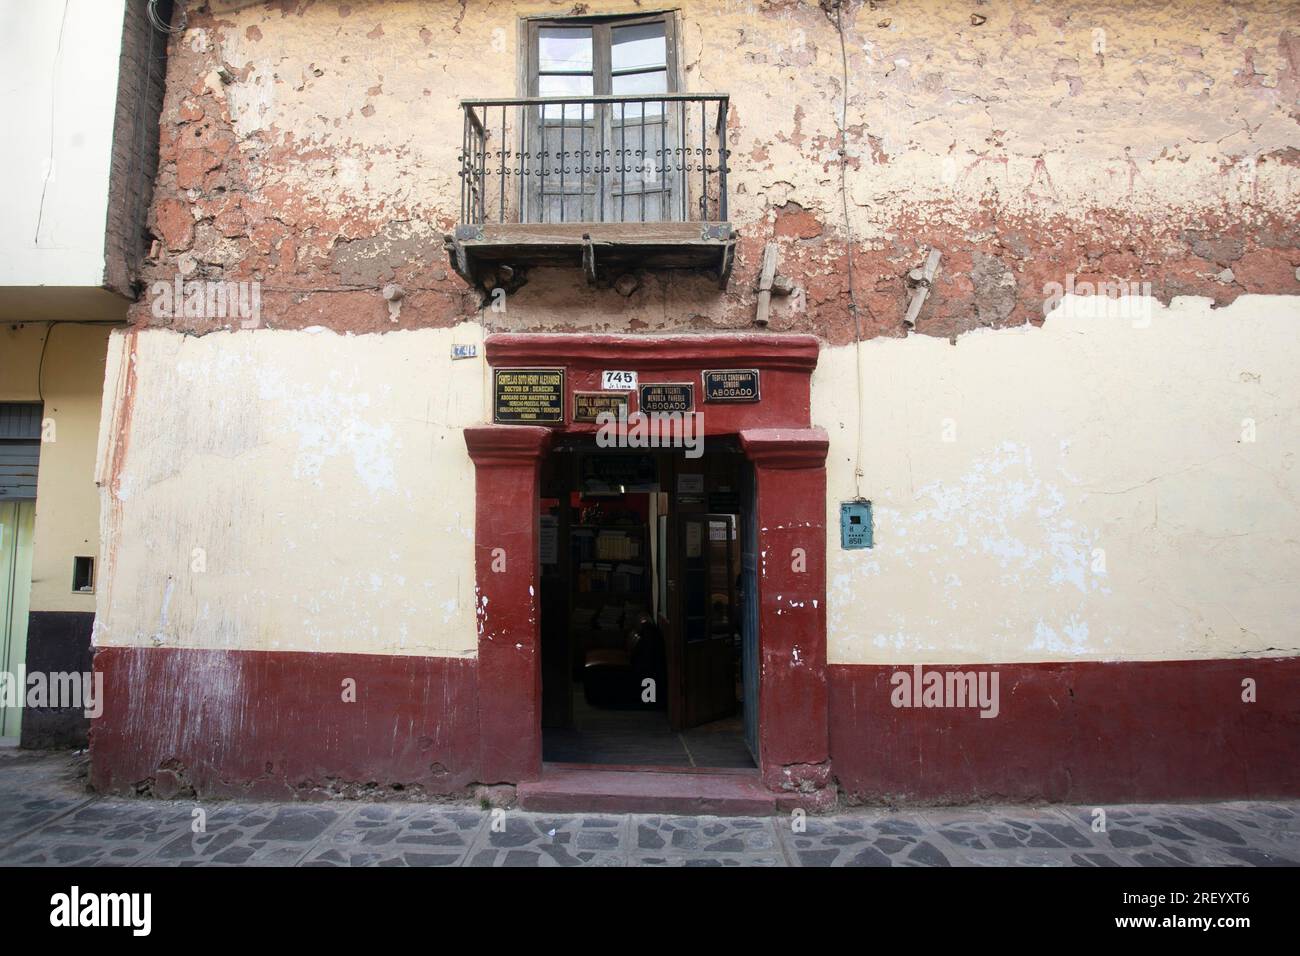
xmin=2 ymin=750 xmax=1296 ymax=867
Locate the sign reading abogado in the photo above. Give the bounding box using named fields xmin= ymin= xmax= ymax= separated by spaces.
xmin=493 ymin=368 xmax=565 ymax=424
xmin=702 ymin=369 xmax=760 ymax=402
xmin=639 ymin=383 xmax=695 ymax=413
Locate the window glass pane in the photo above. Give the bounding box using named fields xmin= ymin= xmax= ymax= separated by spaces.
xmin=539 ymin=74 xmax=594 ymax=120
xmin=612 ymin=69 xmax=667 ymax=118
xmin=612 ymin=69 xmax=667 ymax=96
xmin=612 ymin=22 xmax=666 ymax=72
xmin=539 ymin=73 xmax=594 ymax=98
xmin=539 ymin=26 xmax=593 ymax=72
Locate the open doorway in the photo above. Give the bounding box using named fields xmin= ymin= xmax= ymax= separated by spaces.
xmin=539 ymin=436 xmax=755 ymax=770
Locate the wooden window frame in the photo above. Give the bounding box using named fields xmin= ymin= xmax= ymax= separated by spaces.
xmin=518 ymin=11 xmax=682 ymax=100
xmin=518 ymin=11 xmax=684 ymax=224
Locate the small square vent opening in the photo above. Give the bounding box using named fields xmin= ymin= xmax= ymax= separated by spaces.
xmin=73 ymin=556 xmax=95 ymax=593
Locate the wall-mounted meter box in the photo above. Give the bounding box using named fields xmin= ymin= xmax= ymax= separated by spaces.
xmin=840 ymin=500 xmax=873 ymax=550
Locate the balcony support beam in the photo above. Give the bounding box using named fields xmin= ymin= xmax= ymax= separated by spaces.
xmin=444 ymin=222 xmax=736 ymax=289
xmin=582 ymin=233 xmax=596 ymax=285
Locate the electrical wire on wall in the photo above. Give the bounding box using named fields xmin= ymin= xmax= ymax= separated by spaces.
xmin=828 ymin=0 xmax=870 ymax=500
xmin=22 ymin=321 xmax=127 ymax=404
xmin=36 ymin=326 xmax=51 ymax=403
xmin=147 ymin=0 xmax=185 ymax=34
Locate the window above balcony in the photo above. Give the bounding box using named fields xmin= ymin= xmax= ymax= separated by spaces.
xmin=445 ymin=13 xmax=734 ymax=291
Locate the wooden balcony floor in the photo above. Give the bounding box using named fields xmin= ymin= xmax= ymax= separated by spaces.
xmin=446 ymin=221 xmax=735 ymax=288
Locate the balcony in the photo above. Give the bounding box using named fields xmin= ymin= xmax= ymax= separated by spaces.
xmin=445 ymin=94 xmax=735 ymax=290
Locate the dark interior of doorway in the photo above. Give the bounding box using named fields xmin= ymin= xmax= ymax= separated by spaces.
xmin=539 ymin=437 xmax=755 ymax=770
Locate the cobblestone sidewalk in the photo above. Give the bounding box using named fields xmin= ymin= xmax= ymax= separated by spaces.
xmin=2 ymin=750 xmax=1296 ymax=867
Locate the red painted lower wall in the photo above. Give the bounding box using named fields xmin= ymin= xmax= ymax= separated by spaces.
xmin=828 ymin=658 xmax=1300 ymax=804
xmin=90 ymin=646 xmax=480 ymax=799
xmin=90 ymin=649 xmax=1300 ymax=803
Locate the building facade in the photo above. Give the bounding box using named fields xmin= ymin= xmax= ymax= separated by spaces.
xmin=87 ymin=0 xmax=1299 ymax=806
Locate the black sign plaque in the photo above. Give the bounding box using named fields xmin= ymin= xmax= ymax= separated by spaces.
xmin=702 ymin=368 xmax=761 ymax=402
xmin=493 ymin=368 xmax=564 ymax=424
xmin=573 ymin=391 xmax=629 ymax=423
xmin=638 ymin=383 xmax=695 ymax=413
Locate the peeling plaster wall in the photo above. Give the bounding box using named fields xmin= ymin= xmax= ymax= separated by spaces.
xmin=142 ymin=0 xmax=1299 ymax=339
xmin=88 ymin=0 xmax=1300 ymax=796
xmin=94 ymin=326 xmax=486 ymax=656
xmin=103 ymin=1 xmax=1300 ymax=662
xmin=818 ymin=293 xmax=1300 ymax=664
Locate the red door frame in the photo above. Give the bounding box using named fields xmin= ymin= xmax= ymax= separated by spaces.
xmin=465 ymin=333 xmax=830 ymax=799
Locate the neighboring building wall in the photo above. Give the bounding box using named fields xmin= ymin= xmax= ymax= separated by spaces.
xmin=0 ymin=0 xmax=127 ymax=288
xmin=91 ymin=0 xmax=1300 ymax=801
xmin=1 ymin=323 xmax=113 ymax=747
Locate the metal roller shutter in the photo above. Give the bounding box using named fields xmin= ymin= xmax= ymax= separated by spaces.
xmin=0 ymin=404 xmax=43 ymax=500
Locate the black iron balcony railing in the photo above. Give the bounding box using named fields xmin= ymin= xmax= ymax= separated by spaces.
xmin=458 ymin=93 xmax=730 ymax=226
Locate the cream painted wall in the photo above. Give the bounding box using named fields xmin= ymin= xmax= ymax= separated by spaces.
xmin=817 ymin=294 xmax=1300 ymax=664
xmin=0 ymin=322 xmax=112 ymax=613
xmin=0 ymin=0 xmax=125 ymax=287
xmin=95 ymin=297 xmax=1300 ymax=663
xmin=94 ymin=325 xmax=487 ymax=657
xmin=0 ymin=324 xmax=46 ymax=398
